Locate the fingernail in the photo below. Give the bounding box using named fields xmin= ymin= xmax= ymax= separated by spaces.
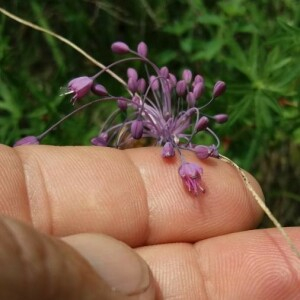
xmin=63 ymin=234 xmax=151 ymax=296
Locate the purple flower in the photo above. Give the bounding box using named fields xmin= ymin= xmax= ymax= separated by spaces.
xmin=131 ymin=119 xmax=143 ymax=139
xmin=14 ymin=136 xmax=39 ymax=147
xmin=179 ymin=162 xmax=204 ymax=195
xmin=194 ymin=145 xmax=219 ymax=159
xmin=162 ymin=142 xmax=175 ymax=158
xmin=213 ymin=114 xmax=228 ymax=123
xmin=195 ymin=116 xmax=209 ymax=131
xmin=137 ymin=41 xmax=148 ymax=57
xmin=137 ymin=78 xmax=146 ymax=94
xmin=91 ymin=132 xmax=109 ymax=146
xmin=127 ymin=68 xmax=138 ymax=81
xmin=111 ymin=42 xmax=130 ymax=54
xmin=127 ymin=77 xmax=138 ymax=93
xmin=32 ymin=41 xmax=228 ymax=196
xmin=117 ymin=97 xmax=128 ymax=111
xmin=67 ymin=76 xmax=93 ymax=103
xmin=176 ymin=80 xmax=187 ymax=96
xmin=91 ymin=83 xmax=108 ymax=96
xmin=193 ymin=82 xmax=204 ymax=99
xmin=213 ymin=81 xmax=226 ymax=98
xmin=182 ymin=69 xmax=193 ymax=83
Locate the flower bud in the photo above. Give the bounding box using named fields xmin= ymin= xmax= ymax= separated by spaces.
xmin=195 ymin=144 xmax=219 ymax=159
xmin=67 ymin=76 xmax=93 ymax=102
xmin=150 ymin=76 xmax=159 ymax=91
xmin=91 ymin=132 xmax=109 ymax=146
xmin=208 ymin=144 xmax=219 ymax=158
xmin=117 ymin=97 xmax=128 ymax=111
xmin=186 ymin=92 xmax=196 ymax=107
xmin=182 ymin=69 xmax=193 ymax=83
xmin=91 ymin=83 xmax=108 ymax=96
xmin=111 ymin=41 xmax=130 ymax=54
xmin=176 ymin=80 xmax=187 ymax=96
xmin=213 ymin=114 xmax=228 ymax=123
xmin=162 ymin=142 xmax=175 ymax=158
xmin=14 ymin=136 xmax=39 ymax=147
xmin=195 ymin=116 xmax=209 ymax=131
xmin=193 ymin=82 xmax=204 ymax=99
xmin=193 ymin=74 xmax=204 ymax=85
xmin=127 ymin=68 xmax=138 ymax=81
xmin=137 ymin=41 xmax=148 ymax=57
xmin=137 ymin=78 xmax=146 ymax=94
xmin=194 ymin=145 xmax=210 ymax=159
xmin=131 ymin=95 xmax=141 ymax=110
xmin=212 ymin=81 xmax=226 ymax=98
xmin=127 ymin=77 xmax=138 ymax=93
xmin=160 ymin=66 xmax=169 ymax=78
xmin=168 ymin=73 xmax=177 ymax=88
xmin=131 ymin=119 xmax=144 ymax=139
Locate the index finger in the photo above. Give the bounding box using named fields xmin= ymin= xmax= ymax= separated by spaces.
xmin=0 ymin=145 xmax=263 ymax=246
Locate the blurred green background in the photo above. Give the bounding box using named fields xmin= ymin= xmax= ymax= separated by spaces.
xmin=0 ymin=0 xmax=299 ymax=226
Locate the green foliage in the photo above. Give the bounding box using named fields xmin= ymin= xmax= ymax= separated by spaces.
xmin=0 ymin=0 xmax=299 ymax=225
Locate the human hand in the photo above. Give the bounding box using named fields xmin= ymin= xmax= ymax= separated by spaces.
xmin=0 ymin=145 xmax=299 ymax=299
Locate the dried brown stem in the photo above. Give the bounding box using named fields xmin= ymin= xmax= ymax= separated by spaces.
xmin=0 ymin=7 xmax=127 ymax=88
xmin=219 ymin=154 xmax=300 ymax=259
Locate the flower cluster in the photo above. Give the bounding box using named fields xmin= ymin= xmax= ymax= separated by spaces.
xmin=13 ymin=41 xmax=228 ymax=196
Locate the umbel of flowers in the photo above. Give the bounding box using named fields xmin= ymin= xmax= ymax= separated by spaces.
xmin=14 ymin=41 xmax=227 ymax=196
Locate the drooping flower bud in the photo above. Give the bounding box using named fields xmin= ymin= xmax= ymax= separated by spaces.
xmin=162 ymin=142 xmax=175 ymax=158
xmin=137 ymin=41 xmax=148 ymax=57
xmin=195 ymin=116 xmax=209 ymax=131
xmin=182 ymin=69 xmax=193 ymax=84
xmin=212 ymin=81 xmax=226 ymax=98
xmin=111 ymin=42 xmax=130 ymax=54
xmin=176 ymin=80 xmax=187 ymax=96
xmin=131 ymin=119 xmax=143 ymax=139
xmin=127 ymin=68 xmax=138 ymax=81
xmin=178 ymin=162 xmax=204 ymax=195
xmin=67 ymin=76 xmax=93 ymax=103
xmin=13 ymin=136 xmax=39 ymax=147
xmin=213 ymin=114 xmax=228 ymax=123
xmin=91 ymin=83 xmax=108 ymax=96
xmin=117 ymin=97 xmax=128 ymax=111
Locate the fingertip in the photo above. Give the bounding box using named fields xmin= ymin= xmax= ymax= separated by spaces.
xmin=0 ymin=216 xmax=154 ymax=300
xmin=63 ymin=233 xmax=156 ymax=299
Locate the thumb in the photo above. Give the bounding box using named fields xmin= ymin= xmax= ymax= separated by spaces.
xmin=0 ymin=216 xmax=155 ymax=300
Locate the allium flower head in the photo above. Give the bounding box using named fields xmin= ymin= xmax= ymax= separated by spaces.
xmin=18 ymin=41 xmax=228 ymax=197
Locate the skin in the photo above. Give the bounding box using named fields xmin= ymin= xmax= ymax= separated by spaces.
xmin=0 ymin=144 xmax=299 ymax=299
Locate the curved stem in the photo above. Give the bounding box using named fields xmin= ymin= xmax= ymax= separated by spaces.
xmin=0 ymin=8 xmax=127 ymax=87
xmin=219 ymin=154 xmax=300 ymax=260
